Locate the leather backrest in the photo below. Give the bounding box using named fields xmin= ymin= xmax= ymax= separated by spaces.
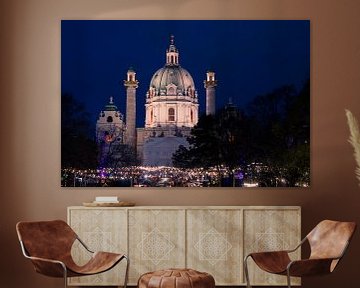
xmin=16 ymin=220 xmax=77 ymax=261
xmin=307 ymin=220 xmax=356 ymax=260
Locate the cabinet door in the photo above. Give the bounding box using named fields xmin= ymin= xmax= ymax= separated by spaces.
xmin=243 ymin=208 xmax=301 ymax=286
xmin=68 ymin=208 xmax=127 ymax=286
xmin=128 ymin=209 xmax=186 ymax=284
xmin=187 ymin=209 xmax=243 ymax=285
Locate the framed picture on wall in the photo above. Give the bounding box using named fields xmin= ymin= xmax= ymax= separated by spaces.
xmin=61 ymin=20 xmax=310 ymax=188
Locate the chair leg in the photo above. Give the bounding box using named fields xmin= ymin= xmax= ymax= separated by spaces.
xmin=286 ymin=269 xmax=292 ymax=288
xmin=62 ymin=264 xmax=68 ymax=288
xmin=123 ymin=255 xmax=130 ymax=288
xmin=244 ymin=255 xmax=252 ymax=288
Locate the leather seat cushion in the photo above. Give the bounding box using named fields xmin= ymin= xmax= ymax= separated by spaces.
xmin=138 ymin=268 xmax=215 ymax=288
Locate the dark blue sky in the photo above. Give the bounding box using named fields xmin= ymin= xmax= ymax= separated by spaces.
xmin=61 ymin=20 xmax=310 ymax=127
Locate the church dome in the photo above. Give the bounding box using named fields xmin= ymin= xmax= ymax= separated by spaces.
xmin=145 ymin=35 xmax=199 ymax=129
xmin=149 ymin=66 xmax=195 ymax=96
xmin=147 ymin=35 xmax=197 ymax=98
xmin=103 ymin=96 xmax=118 ymax=111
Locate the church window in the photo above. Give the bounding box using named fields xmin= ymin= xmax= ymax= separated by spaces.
xmin=168 ymin=87 xmax=175 ymax=95
xmin=107 ymin=116 xmax=113 ymax=123
xmin=168 ymin=108 xmax=175 ymax=121
xmin=190 ymin=109 xmax=194 ymax=123
xmin=171 ymin=55 xmax=174 ymax=63
xmin=150 ymin=110 xmax=153 ymax=122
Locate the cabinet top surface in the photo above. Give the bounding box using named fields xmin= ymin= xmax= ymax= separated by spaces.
xmin=68 ymin=205 xmax=301 ymax=210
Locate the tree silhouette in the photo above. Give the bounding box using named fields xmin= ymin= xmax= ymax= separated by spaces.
xmin=100 ymin=142 xmax=139 ymax=169
xmin=245 ymin=82 xmax=310 ymax=186
xmin=173 ymin=81 xmax=310 ymax=187
xmin=61 ymin=93 xmax=98 ymax=169
xmin=173 ymin=103 xmax=246 ymax=186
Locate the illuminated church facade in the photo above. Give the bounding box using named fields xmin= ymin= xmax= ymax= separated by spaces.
xmin=96 ymin=36 xmax=217 ymax=167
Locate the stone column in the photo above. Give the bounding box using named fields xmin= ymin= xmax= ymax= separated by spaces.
xmin=124 ymin=68 xmax=139 ymax=149
xmin=204 ymin=71 xmax=217 ymax=116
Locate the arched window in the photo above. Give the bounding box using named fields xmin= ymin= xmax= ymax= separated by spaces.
xmin=107 ymin=116 xmax=113 ymax=123
xmin=190 ymin=109 xmax=194 ymax=123
xmin=168 ymin=108 xmax=175 ymax=121
xmin=150 ymin=110 xmax=153 ymax=123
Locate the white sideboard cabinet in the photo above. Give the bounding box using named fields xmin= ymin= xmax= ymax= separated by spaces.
xmin=67 ymin=206 xmax=301 ymax=286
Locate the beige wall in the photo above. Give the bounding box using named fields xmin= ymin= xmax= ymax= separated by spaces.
xmin=1 ymin=0 xmax=360 ymax=287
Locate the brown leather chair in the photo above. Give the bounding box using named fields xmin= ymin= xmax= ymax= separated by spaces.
xmin=16 ymin=220 xmax=129 ymax=288
xmin=244 ymin=220 xmax=356 ymax=288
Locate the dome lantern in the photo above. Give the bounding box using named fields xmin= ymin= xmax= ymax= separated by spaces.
xmin=104 ymin=96 xmax=118 ymax=111
xmin=166 ymin=35 xmax=179 ymax=66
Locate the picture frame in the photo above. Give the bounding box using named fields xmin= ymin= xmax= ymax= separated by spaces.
xmin=61 ymin=20 xmax=310 ymax=188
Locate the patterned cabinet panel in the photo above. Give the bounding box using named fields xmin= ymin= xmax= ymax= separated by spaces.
xmin=128 ymin=209 xmax=186 ymax=284
xmin=187 ymin=209 xmax=243 ymax=285
xmin=243 ymin=208 xmax=301 ymax=286
xmin=67 ymin=208 xmax=128 ymax=286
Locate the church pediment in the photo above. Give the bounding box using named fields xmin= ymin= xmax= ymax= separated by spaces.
xmin=166 ymin=83 xmax=177 ymax=95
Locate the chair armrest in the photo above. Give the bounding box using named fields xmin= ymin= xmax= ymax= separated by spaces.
xmin=27 ymin=255 xmax=66 ymax=268
xmin=19 ymin=240 xmax=67 ymax=277
xmin=76 ymin=236 xmax=94 ymax=253
xmin=25 ymin=255 xmax=65 ymax=265
xmin=25 ymin=255 xmax=67 ymax=277
xmin=247 ymin=250 xmax=290 ymax=258
xmin=245 ymin=237 xmax=306 ymax=259
xmin=246 ymin=251 xmax=292 ymax=274
xmin=287 ymin=258 xmax=335 ymax=277
xmin=286 ymin=237 xmax=307 ymax=253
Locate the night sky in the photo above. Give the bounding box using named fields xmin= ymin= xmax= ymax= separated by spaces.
xmin=61 ymin=20 xmax=310 ymax=128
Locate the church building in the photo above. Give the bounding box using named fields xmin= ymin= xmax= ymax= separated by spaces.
xmin=95 ymin=96 xmax=126 ymax=167
xmin=96 ymin=35 xmax=217 ymax=167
